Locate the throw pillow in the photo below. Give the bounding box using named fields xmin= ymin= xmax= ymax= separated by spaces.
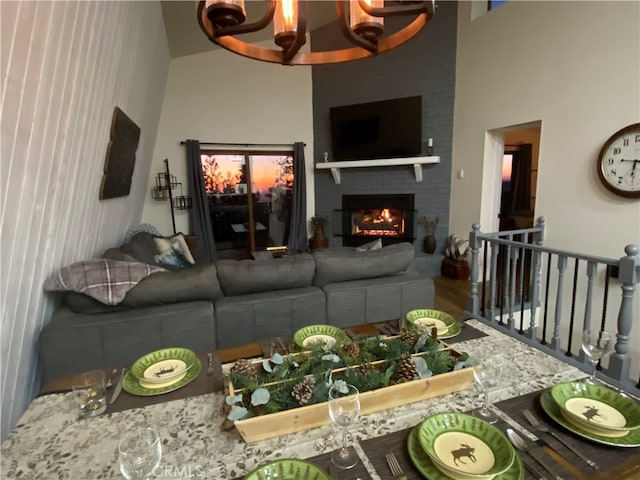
xmin=356 ymin=238 xmax=382 ymax=252
xmin=154 ymin=233 xmax=195 ymax=265
xmin=154 ymin=241 xmax=192 ymax=269
xmin=44 ymin=259 xmax=165 ymax=305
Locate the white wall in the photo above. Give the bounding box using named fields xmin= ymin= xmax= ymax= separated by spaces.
xmin=142 ymin=42 xmax=315 ymax=237
xmin=451 ymin=1 xmax=640 ymax=254
xmin=452 ymin=1 xmax=640 ymax=380
xmin=0 ymin=1 xmax=170 ymax=440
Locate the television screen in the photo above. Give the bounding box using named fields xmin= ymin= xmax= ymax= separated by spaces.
xmin=330 ymin=96 xmax=422 ymax=161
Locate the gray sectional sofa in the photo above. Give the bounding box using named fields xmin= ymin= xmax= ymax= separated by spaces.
xmin=39 ymin=234 xmax=434 ymax=382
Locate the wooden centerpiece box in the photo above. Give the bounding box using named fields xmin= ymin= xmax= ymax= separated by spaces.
xmin=225 ymin=336 xmax=474 ymax=443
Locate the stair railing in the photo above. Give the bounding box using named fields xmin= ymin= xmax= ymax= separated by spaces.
xmin=467 ymin=217 xmax=639 ymax=396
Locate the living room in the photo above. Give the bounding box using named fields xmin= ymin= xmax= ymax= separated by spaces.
xmin=2 ymin=0 xmax=638 ymax=444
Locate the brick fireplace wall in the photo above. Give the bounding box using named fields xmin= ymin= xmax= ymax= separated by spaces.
xmin=310 ymin=1 xmax=458 ymax=275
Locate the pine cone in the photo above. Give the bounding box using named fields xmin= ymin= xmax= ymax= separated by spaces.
xmin=400 ymin=332 xmax=417 ymax=349
xmin=230 ymin=358 xmax=256 ymax=379
xmin=394 ymin=353 xmax=418 ymax=383
xmin=342 ymin=342 xmax=361 ymax=358
xmin=355 ymin=361 xmax=377 ymax=377
xmin=291 ymin=376 xmax=316 ymax=405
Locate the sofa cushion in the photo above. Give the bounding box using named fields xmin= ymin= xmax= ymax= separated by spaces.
xmin=119 ymin=232 xmax=159 ymax=264
xmin=65 ymin=264 xmax=223 ymax=313
xmin=120 ymin=232 xmax=195 ymax=269
xmin=312 ymin=242 xmax=414 ymax=287
xmin=44 ymin=259 xmax=165 ymax=305
xmin=216 ymin=253 xmax=315 ymax=296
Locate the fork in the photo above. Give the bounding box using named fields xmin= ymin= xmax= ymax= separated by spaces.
xmin=523 ymin=409 xmax=599 ymax=470
xmin=385 ymin=452 xmax=407 ymax=480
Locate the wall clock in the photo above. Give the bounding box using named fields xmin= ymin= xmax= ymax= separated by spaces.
xmin=596 ymin=123 xmax=640 ymax=198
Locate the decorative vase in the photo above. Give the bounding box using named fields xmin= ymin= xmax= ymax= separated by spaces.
xmin=309 ymin=226 xmax=328 ymax=250
xmin=423 ymin=235 xmax=436 ymax=254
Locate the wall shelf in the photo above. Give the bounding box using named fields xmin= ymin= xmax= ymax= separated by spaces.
xmin=315 ymin=156 xmax=440 ymax=184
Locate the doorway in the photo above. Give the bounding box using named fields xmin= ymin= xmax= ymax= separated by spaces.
xmin=499 ymin=124 xmax=540 ymax=230
xmin=200 ymin=150 xmax=294 ymax=257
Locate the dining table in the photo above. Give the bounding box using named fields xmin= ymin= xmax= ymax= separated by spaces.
xmin=1 ymin=319 xmax=638 ymax=480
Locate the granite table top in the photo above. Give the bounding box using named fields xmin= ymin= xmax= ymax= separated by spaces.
xmin=1 ymin=321 xmax=595 ymax=480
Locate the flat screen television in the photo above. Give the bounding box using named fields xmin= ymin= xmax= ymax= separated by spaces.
xmin=330 ymin=96 xmax=422 ymax=161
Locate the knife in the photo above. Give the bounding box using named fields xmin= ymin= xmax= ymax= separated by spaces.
xmin=109 ymin=368 xmax=126 ymax=404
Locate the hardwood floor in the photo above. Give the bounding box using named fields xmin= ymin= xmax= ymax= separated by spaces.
xmin=433 ymin=276 xmax=471 ymax=321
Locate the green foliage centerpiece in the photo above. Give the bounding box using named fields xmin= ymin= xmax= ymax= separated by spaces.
xmin=225 ymin=328 xmax=476 ymax=422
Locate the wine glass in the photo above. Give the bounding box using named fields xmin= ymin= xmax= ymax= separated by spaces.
xmin=582 ymin=329 xmax=613 ymax=384
xmin=472 ymin=355 xmax=504 ymax=424
xmin=328 ymin=383 xmax=360 ymax=470
xmin=118 ymin=428 xmax=162 ymax=480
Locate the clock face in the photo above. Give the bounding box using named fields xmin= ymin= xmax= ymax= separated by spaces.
xmin=597 ymin=123 xmax=640 ymax=198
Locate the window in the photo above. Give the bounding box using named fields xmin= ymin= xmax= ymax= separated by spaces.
xmin=200 ymin=150 xmax=294 ymax=253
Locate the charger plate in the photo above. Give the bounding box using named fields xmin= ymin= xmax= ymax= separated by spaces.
xmin=407 ymin=426 xmax=524 ymax=480
xmin=123 ymin=358 xmax=201 ymax=396
xmin=243 ymin=459 xmax=332 ymax=480
xmin=539 ymin=389 xmax=640 ymax=447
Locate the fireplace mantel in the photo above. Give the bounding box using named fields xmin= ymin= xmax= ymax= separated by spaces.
xmin=315 ymin=156 xmax=440 ymax=184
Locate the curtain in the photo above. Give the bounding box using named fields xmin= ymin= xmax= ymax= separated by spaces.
xmin=186 ymin=139 xmax=216 ymax=263
xmin=510 ymin=143 xmax=532 ymax=214
xmin=286 ymin=142 xmax=308 ymax=252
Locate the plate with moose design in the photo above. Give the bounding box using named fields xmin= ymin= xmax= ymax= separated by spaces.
xmin=417 ymin=413 xmax=515 ymax=479
xmin=540 ymin=389 xmax=640 ymax=447
xmin=408 ymin=426 xmax=523 ymax=480
xmin=549 ymin=381 xmax=640 ymax=436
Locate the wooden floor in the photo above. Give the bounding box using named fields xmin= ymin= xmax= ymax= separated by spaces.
xmin=433 ymin=276 xmax=471 ymax=321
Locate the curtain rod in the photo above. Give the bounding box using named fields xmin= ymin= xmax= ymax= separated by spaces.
xmin=180 ymin=141 xmax=305 ymax=148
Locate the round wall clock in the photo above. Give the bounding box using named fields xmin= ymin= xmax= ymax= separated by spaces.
xmin=596 ymin=123 xmax=640 ymax=198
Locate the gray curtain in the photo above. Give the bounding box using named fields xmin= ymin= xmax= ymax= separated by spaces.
xmin=510 ymin=143 xmax=532 ymax=213
xmin=286 ymin=142 xmax=308 ymax=252
xmin=185 ymin=140 xmax=216 ymax=263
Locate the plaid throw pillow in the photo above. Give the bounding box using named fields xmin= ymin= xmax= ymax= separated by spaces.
xmin=44 ymin=259 xmax=165 ymax=305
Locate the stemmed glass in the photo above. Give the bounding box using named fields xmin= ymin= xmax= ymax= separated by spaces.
xmin=472 ymin=355 xmax=504 ymax=424
xmin=118 ymin=428 xmax=162 ymax=480
xmin=582 ymin=329 xmax=613 ymax=384
xmin=328 ymin=382 xmax=360 ymax=470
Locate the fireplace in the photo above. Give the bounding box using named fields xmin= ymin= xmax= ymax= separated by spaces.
xmin=340 ymin=194 xmax=415 ymax=247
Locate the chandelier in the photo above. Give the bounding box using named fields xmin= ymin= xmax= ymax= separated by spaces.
xmin=197 ymin=1 xmax=435 ymax=66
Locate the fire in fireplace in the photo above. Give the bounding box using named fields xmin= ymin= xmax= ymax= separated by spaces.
xmin=341 ymin=194 xmax=415 ymax=247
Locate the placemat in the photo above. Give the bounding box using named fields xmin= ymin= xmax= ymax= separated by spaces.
xmin=107 ymin=351 xmax=222 ymax=414
xmin=360 ymin=391 xmax=640 ymax=480
xmin=360 ymin=418 xmax=550 ymax=480
xmin=495 ymin=390 xmax=640 ymax=479
xmin=230 ymin=450 xmax=373 ymax=480
xmin=374 ymin=319 xmax=488 ymax=344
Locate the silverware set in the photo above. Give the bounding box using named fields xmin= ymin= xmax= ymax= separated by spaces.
xmin=522 ymin=409 xmax=599 ymax=470
xmin=506 ymin=428 xmax=562 ymax=480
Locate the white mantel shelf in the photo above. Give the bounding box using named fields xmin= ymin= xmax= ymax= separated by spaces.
xmin=315 ymin=156 xmax=440 ymax=184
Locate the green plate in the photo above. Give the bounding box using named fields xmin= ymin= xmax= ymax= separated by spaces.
xmin=417 ymin=413 xmax=515 ymax=478
xmin=549 ymin=381 xmax=640 ymax=434
xmin=292 ymin=325 xmax=350 ymax=349
xmin=123 ymin=358 xmax=201 ymax=396
xmin=243 ymin=459 xmax=332 ymax=480
xmin=408 ymin=426 xmax=524 ymax=480
xmin=130 ymin=347 xmax=198 ymax=383
xmin=540 ymin=389 xmax=640 ymax=447
xmin=405 ymin=309 xmax=461 ymax=339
